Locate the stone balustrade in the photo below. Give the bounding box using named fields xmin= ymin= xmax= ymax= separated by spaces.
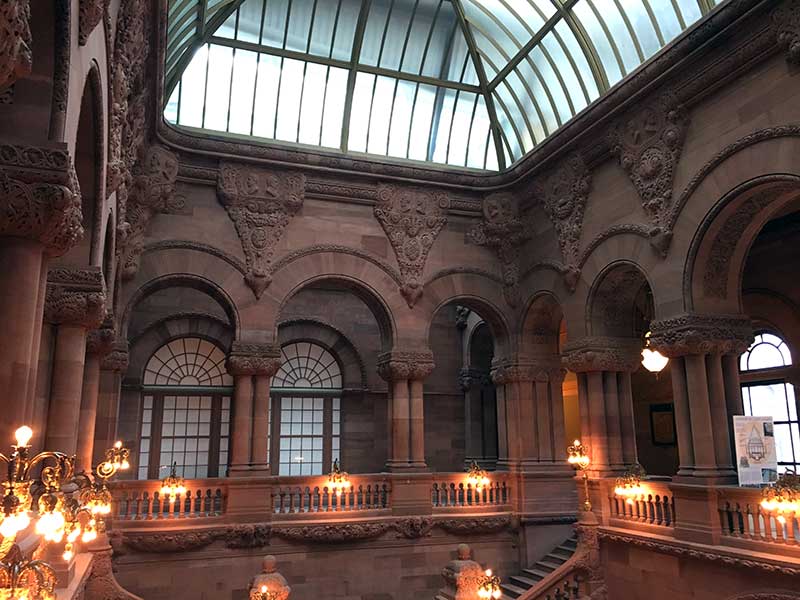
xmin=718 ymin=486 xmax=800 ymax=554
xmin=114 ymin=479 xmax=227 ymax=521
xmin=431 ymin=472 xmax=512 ymax=510
xmin=603 ymin=477 xmax=676 ymax=530
xmin=271 ymin=476 xmax=391 ymax=514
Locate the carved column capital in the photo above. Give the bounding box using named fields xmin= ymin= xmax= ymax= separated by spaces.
xmin=0 ymin=0 xmax=32 ymax=89
xmin=44 ymin=267 xmax=106 ymax=329
xmin=226 ymin=342 xmax=283 ymax=377
xmin=377 ymin=350 xmax=435 ymax=382
xmin=100 ymin=342 xmax=129 ymax=373
xmin=561 ymin=337 xmax=642 ymax=373
xmin=0 ymin=144 xmax=83 ymax=256
xmin=648 ymin=313 xmax=753 ymax=357
xmin=458 ymin=367 xmax=489 ymax=392
xmin=490 ymin=360 xmax=556 ymax=385
xmin=86 ymin=323 xmax=116 ymax=357
xmin=773 ymin=1 xmax=800 ymax=64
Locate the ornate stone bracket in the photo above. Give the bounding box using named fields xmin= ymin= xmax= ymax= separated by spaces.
xmin=374 ymin=183 xmax=450 ymax=307
xmin=377 ymin=350 xmax=435 ymax=381
xmin=561 ymin=337 xmax=643 ymax=373
xmin=609 ymin=95 xmax=690 ymax=256
xmin=0 ymin=0 xmax=32 ymax=90
xmin=773 ymin=1 xmax=800 ymax=64
xmin=217 ymin=163 xmax=306 ymax=299
xmin=87 ymin=314 xmax=117 ymax=357
xmin=118 ymin=145 xmax=182 ymax=280
xmin=532 ymin=153 xmax=592 ymax=292
xmin=79 ymin=0 xmax=107 ymax=45
xmin=100 ymin=341 xmax=129 ymax=373
xmin=648 ymin=313 xmax=754 ymax=357
xmin=458 ymin=367 xmax=490 ymax=392
xmin=466 ymin=192 xmax=530 ymax=306
xmin=226 ymin=341 xmax=283 ymax=377
xmin=44 ymin=266 xmax=107 ymax=329
xmin=0 ymin=144 xmax=83 ymax=256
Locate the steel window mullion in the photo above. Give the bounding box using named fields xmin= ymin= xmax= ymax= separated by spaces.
xmin=463 ymin=93 xmax=480 ymax=168
xmin=582 ymin=0 xmax=627 ymax=79
xmin=426 ymin=18 xmax=458 ymax=161
xmin=249 ymin=52 xmax=263 ymax=135
xmin=176 ymin=80 xmax=183 ymax=123
xmin=610 ymin=0 xmax=646 ymax=63
xmin=483 ymin=53 xmax=538 ymax=148
xmin=417 ymin=0 xmax=444 ymax=78
xmin=491 ymin=90 xmax=524 ymax=161
xmin=520 ymin=54 xmax=562 ymax=130
xmin=386 ymin=0 xmax=420 ymax=152
xmin=200 ymin=43 xmax=212 ymax=128
xmin=526 ymin=31 xmax=578 ymax=117
xmin=365 ymin=0 xmax=396 ymax=152
xmin=444 ymin=52 xmax=470 ymax=162
xmin=318 ymin=65 xmax=332 ymax=145
xmin=561 ymin=9 xmax=608 ymax=92
xmin=225 ymin=47 xmax=237 ymax=132
xmin=670 ymin=0 xmax=688 ymax=29
xmin=340 ymin=0 xmax=372 ymax=152
xmin=405 ymin=82 xmax=421 ymax=159
xmin=639 ymin=0 xmax=665 ymax=47
xmin=209 ymin=36 xmax=350 ymax=69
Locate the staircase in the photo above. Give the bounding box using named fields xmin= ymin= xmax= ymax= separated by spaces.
xmin=500 ymin=534 xmax=578 ymax=599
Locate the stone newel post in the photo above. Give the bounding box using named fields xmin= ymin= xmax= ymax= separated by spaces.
xmin=437 ymin=544 xmax=485 ymax=600
xmin=249 ymin=555 xmax=290 ymax=600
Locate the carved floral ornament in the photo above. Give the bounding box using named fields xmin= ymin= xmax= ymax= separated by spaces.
xmin=0 ymin=0 xmax=32 ymax=90
xmin=218 ymin=163 xmax=306 ymax=299
xmin=490 ymin=362 xmax=563 ymax=385
xmin=374 ymin=183 xmax=450 ymax=308
xmin=44 ymin=267 xmax=107 ymax=329
xmin=561 ymin=337 xmax=643 ymax=373
xmin=466 ymin=192 xmax=530 ymax=306
xmin=648 ymin=313 xmax=754 ymax=357
xmin=376 ymin=350 xmax=435 ymax=382
xmin=226 ymin=342 xmax=283 ymax=377
xmin=773 ymin=1 xmax=800 ymax=64
xmin=79 ymin=0 xmax=108 ymax=45
xmin=609 ymin=95 xmax=690 ymax=257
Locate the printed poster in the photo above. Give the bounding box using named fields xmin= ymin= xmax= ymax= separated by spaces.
xmin=733 ymin=415 xmax=778 ymax=486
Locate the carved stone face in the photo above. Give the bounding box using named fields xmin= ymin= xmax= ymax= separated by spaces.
xmin=483 ymin=194 xmax=517 ymax=225
xmin=0 ymin=0 xmax=33 ymax=89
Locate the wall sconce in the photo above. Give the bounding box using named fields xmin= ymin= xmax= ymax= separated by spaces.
xmin=76 ymin=441 xmax=131 ymax=521
xmin=641 ymin=331 xmax=668 ymax=373
xmin=327 ymin=459 xmax=350 ymax=496
xmin=614 ymin=464 xmax=647 ymax=505
xmin=160 ymin=462 xmax=186 ymax=504
xmin=761 ymin=471 xmax=800 ymax=525
xmin=477 ymin=568 xmax=502 ymax=599
xmin=567 ymin=439 xmax=591 ymax=511
xmin=466 ymin=460 xmax=490 ymax=491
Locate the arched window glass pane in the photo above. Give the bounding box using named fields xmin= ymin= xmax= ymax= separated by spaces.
xmin=273 ymin=342 xmax=343 ymax=389
xmin=740 ymin=333 xmax=793 ymax=372
xmin=143 ymin=338 xmax=233 ymax=387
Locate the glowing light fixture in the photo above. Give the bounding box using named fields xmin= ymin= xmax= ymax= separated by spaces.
xmin=614 ymin=464 xmax=647 ymax=505
xmin=160 ymin=462 xmax=186 ymax=504
xmin=761 ymin=471 xmax=800 ymax=525
xmin=466 ymin=460 xmax=491 ymax=491
xmin=327 ymin=459 xmax=350 ymax=497
xmin=0 ymin=545 xmax=56 ymax=600
xmin=477 ymin=569 xmax=502 ymax=599
xmin=567 ymin=439 xmax=592 ymax=511
xmin=77 ymin=441 xmax=131 ymax=519
xmin=641 ymin=331 xmax=669 ymax=373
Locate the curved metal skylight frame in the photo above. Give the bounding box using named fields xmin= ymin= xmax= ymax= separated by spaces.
xmin=164 ymin=0 xmax=721 ymax=171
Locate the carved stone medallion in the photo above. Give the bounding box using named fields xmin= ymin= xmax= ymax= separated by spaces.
xmin=773 ymin=1 xmax=800 ymax=64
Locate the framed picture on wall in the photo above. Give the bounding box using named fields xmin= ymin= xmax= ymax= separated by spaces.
xmin=650 ymin=403 xmax=676 ymax=446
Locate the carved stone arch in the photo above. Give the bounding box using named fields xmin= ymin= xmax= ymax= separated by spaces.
xmin=686 ymin=175 xmax=800 ymax=314
xmin=520 ymin=292 xmax=564 ymax=357
xmin=742 ymin=289 xmax=800 ymax=361
xmin=268 ymin=249 xmax=401 ymax=351
xmin=586 ymin=260 xmax=653 ymax=339
xmin=277 ymin=319 xmax=367 ymax=390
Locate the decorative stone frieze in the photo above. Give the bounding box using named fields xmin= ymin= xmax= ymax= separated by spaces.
xmin=225 ymin=524 xmax=272 ymax=549
xmin=249 ymin=556 xmax=290 ymax=600
xmin=648 ymin=313 xmax=754 ymax=357
xmin=393 ymin=516 xmax=434 ymax=539
xmin=466 ymin=192 xmax=530 ymax=306
xmin=121 ymin=530 xmax=219 ymax=553
xmin=609 ymin=96 xmax=690 ymax=256
xmin=0 ymin=144 xmax=83 ymax=256
xmin=374 ymin=183 xmax=450 ymax=308
xmin=773 ymin=1 xmax=800 ymax=64
xmin=226 ymin=342 xmax=283 ymax=377
xmin=561 ymin=337 xmax=643 ymax=373
xmin=79 ymin=0 xmax=107 ymax=45
xmin=376 ymin=350 xmax=435 ymax=382
xmin=436 ymin=515 xmax=513 ymax=535
xmin=532 ymin=153 xmax=591 ymax=291
xmin=0 ymin=0 xmax=32 ymax=89
xmin=217 ymin=163 xmax=306 ymax=299
xmin=44 ymin=267 xmax=106 ymax=329
xmin=272 ymin=522 xmax=390 ymax=543
xmin=490 ymin=358 xmax=562 ymax=385
xmin=100 ymin=342 xmax=129 ymax=373
xmin=118 ymin=145 xmax=182 ymax=280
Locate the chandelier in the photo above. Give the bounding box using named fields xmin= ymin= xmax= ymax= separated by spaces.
xmin=477 ymin=568 xmax=502 ymax=599
xmin=160 ymin=462 xmax=186 ymax=504
xmin=761 ymin=471 xmax=800 ymax=525
xmin=641 ymin=332 xmax=668 ymax=373
xmin=465 ymin=461 xmax=490 ymax=491
xmin=327 ymin=460 xmax=350 ymax=497
xmin=614 ymin=464 xmax=647 ymax=505
xmin=76 ymin=441 xmax=130 ymax=520
xmin=0 ymin=545 xmax=56 ymax=600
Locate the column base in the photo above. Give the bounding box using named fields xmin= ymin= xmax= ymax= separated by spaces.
xmin=227 ymin=464 xmax=257 ymax=477
xmin=672 ymin=467 xmax=737 ymax=486
xmin=385 ymin=460 xmax=428 ymax=473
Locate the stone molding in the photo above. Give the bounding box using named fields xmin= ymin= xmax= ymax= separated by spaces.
xmin=217 ymin=163 xmax=306 ymax=299
xmin=0 ymin=0 xmax=32 ymax=90
xmin=374 ymin=183 xmax=450 ymax=308
xmin=226 ymin=342 xmax=283 ymax=377
xmin=100 ymin=342 xmax=129 ymax=373
xmin=84 ymin=546 xmax=143 ymax=600
xmin=648 ymin=313 xmax=754 ymax=357
xmin=561 ymin=337 xmax=643 ymax=373
xmin=533 ymin=153 xmax=592 ymax=289
xmin=0 ymin=144 xmax=83 ymax=256
xmin=376 ymin=350 xmax=436 ymax=382
xmin=773 ymin=1 xmax=800 ymax=64
xmin=490 ymin=361 xmax=561 ymax=385
xmin=597 ymin=529 xmax=800 ymax=577
xmin=79 ymin=0 xmax=107 ymax=45
xmin=730 ymin=594 xmax=800 ymax=600
xmin=466 ymin=192 xmax=530 ymax=306
xmin=44 ymin=267 xmax=106 ymax=329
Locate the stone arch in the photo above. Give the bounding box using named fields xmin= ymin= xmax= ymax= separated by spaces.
xmin=686 ymin=175 xmax=800 ymax=314
xmin=520 ymin=292 xmax=564 ymax=357
xmin=268 ymin=249 xmax=400 ymax=351
xmin=586 ymin=260 xmax=653 ymax=339
xmin=743 ymin=289 xmax=800 ymax=361
xmin=277 ymin=318 xmax=367 ymax=390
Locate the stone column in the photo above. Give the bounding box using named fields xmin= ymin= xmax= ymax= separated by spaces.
xmin=0 ymin=145 xmax=83 ymax=444
xmin=562 ymin=337 xmax=642 ymax=476
xmin=460 ymin=367 xmax=488 ymax=467
xmin=226 ymin=342 xmax=282 ymax=476
xmin=649 ymin=313 xmax=753 ymax=484
xmin=44 ymin=267 xmax=106 ymax=456
xmin=93 ymin=342 xmax=129 ymax=465
xmin=76 ymin=321 xmax=115 ymax=472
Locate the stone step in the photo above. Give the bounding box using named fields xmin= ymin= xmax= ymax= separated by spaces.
xmin=500 ymin=582 xmax=528 ymax=598
xmin=509 ymin=574 xmax=541 ymax=588
xmin=523 ymin=567 xmax=552 ymax=580
xmin=544 ymin=553 xmax=568 ymax=565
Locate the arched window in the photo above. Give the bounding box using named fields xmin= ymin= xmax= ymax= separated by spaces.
xmin=269 ymin=342 xmax=342 ymax=476
xmin=138 ymin=338 xmax=234 ymax=480
xmin=740 ymin=333 xmax=797 ymax=472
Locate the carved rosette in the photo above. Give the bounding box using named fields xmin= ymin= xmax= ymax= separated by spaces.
xmin=533 ymin=153 xmax=591 ymax=291
xmin=0 ymin=0 xmax=32 ymax=90
xmin=648 ymin=313 xmax=754 ymax=357
xmin=118 ymin=145 xmax=182 ymax=280
xmin=79 ymin=0 xmax=107 ymax=45
xmin=375 ymin=184 xmax=450 ymax=307
xmin=218 ymin=163 xmax=305 ymax=299
xmin=377 ymin=350 xmax=435 ymax=382
xmin=100 ymin=342 xmax=129 ymax=373
xmin=561 ymin=337 xmax=643 ymax=373
xmin=226 ymin=342 xmax=283 ymax=377
xmin=44 ymin=267 xmax=106 ymax=329
xmin=0 ymin=145 xmax=83 ymax=256
xmin=466 ymin=192 xmax=530 ymax=306
xmin=773 ymin=1 xmax=800 ymax=63
xmin=610 ymin=96 xmax=689 ymax=256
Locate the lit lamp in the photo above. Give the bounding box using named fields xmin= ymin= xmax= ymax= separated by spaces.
xmin=760 ymin=471 xmax=800 ymax=525
xmin=466 ymin=460 xmax=490 ymax=491
xmin=256 ymin=584 xmax=279 ymax=600
xmin=477 ymin=568 xmax=502 ymax=599
xmin=0 ymin=544 xmax=56 ymax=600
xmin=327 ymin=459 xmax=350 ymax=497
xmin=614 ymin=464 xmax=646 ymax=505
xmin=76 ymin=441 xmax=131 ymax=521
xmin=160 ymin=462 xmax=186 ymax=504
xmin=641 ymin=331 xmax=668 ymax=374
xmin=567 ymin=439 xmax=591 ymax=511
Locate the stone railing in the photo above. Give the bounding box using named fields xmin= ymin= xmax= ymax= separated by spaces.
xmin=604 ymin=478 xmax=676 ymax=530
xmin=431 ymin=472 xmax=511 ymax=510
xmin=718 ymin=486 xmax=800 ymax=553
xmin=271 ymin=475 xmax=391 ymax=515
xmin=113 ymin=478 xmax=227 ymax=520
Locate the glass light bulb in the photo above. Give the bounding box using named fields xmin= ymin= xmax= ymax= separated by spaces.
xmin=0 ymin=512 xmax=29 ymax=538
xmin=261 ymin=585 xmax=268 ymax=593
xmin=82 ymin=529 xmax=97 ymax=543
xmin=14 ymin=425 xmax=33 ymax=447
xmin=63 ymin=548 xmax=73 ymax=561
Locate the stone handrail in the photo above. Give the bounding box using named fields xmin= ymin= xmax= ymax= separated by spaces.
xmin=431 ymin=472 xmax=511 ymax=510
xmin=604 ymin=477 xmax=676 ymax=529
xmin=513 ymin=546 xmax=588 ymax=600
xmin=113 ymin=478 xmax=227 ymax=520
xmin=718 ymin=485 xmax=800 ymax=554
xmin=271 ymin=475 xmax=391 ymax=514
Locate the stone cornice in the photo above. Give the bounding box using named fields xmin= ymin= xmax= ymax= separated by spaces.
xmin=376 ymin=350 xmax=435 ymax=382
xmin=648 ymin=313 xmax=754 ymax=357
xmin=226 ymin=341 xmax=283 ymax=377
xmin=561 ymin=337 xmax=643 ymax=373
xmin=44 ymin=266 xmax=106 ymax=329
